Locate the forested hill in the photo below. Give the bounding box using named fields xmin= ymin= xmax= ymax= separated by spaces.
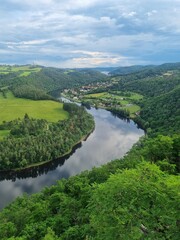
xmin=140 ymin=86 xmax=180 ymax=135
xmin=109 ymin=62 xmax=180 ymax=76
xmin=110 ymin=64 xmax=180 ymax=135
xmin=11 ymin=68 xmax=107 ymax=93
xmin=109 ymin=64 xmax=155 ymax=75
xmin=0 ymin=65 xmax=107 ymax=98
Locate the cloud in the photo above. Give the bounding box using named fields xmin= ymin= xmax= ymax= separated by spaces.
xmin=0 ymin=0 xmax=179 ymax=66
xmin=64 ymin=51 xmax=129 ymax=68
xmin=146 ymin=10 xmax=157 ymax=17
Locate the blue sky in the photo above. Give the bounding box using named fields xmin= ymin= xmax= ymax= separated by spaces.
xmin=0 ymin=0 xmax=180 ymax=67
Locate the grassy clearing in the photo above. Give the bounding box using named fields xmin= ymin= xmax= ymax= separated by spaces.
xmin=84 ymin=91 xmax=143 ymax=101
xmin=0 ymin=91 xmax=69 ymax=124
xmin=19 ymin=71 xmax=32 ymax=77
xmin=0 ymin=72 xmax=9 ymax=74
xmin=129 ymin=93 xmax=143 ymax=100
xmin=64 ymin=69 xmax=76 ymax=74
xmin=123 ymin=105 xmax=140 ymax=117
xmin=85 ymin=92 xmax=106 ymax=98
xmin=120 ymin=100 xmax=129 ymax=105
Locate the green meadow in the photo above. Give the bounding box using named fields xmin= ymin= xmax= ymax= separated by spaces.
xmin=0 ymin=91 xmax=69 ymax=124
xmin=19 ymin=71 xmax=32 ymax=77
xmin=123 ymin=105 xmax=141 ymax=117
xmin=84 ymin=91 xmax=143 ymax=100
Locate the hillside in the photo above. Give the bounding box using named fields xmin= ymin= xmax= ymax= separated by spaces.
xmin=109 ymin=62 xmax=180 ymax=76
xmin=0 ymin=65 xmax=108 ymax=97
xmin=111 ymin=69 xmax=180 ymax=97
xmin=109 ymin=65 xmax=154 ymax=75
xmin=140 ymin=86 xmax=180 ymax=135
xmin=108 ymin=64 xmax=180 ymax=135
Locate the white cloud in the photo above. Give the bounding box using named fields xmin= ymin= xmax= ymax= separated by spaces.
xmin=146 ymin=10 xmax=157 ymax=17
xmin=0 ymin=0 xmax=179 ymax=66
xmin=122 ymin=11 xmax=137 ymax=18
xmin=20 ymin=39 xmax=51 ymax=45
xmin=8 ymin=0 xmax=54 ymax=6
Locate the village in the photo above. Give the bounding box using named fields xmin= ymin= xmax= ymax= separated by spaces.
xmin=61 ymin=82 xmax=143 ymax=118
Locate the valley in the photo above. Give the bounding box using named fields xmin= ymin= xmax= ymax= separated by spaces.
xmin=0 ymin=63 xmax=179 ymax=240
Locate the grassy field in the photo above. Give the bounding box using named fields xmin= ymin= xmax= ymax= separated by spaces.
xmin=123 ymin=105 xmax=141 ymax=117
xmin=0 ymin=91 xmax=69 ymax=124
xmin=19 ymin=71 xmax=32 ymax=77
xmin=84 ymin=91 xmax=143 ymax=100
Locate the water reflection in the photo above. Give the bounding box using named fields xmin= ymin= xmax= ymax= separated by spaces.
xmin=0 ymin=107 xmax=144 ymax=209
xmin=0 ymin=143 xmax=82 ymax=182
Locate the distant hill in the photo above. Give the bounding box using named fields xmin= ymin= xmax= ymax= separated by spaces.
xmin=109 ymin=62 xmax=180 ymax=76
xmin=110 ymin=64 xmax=180 ymax=97
xmin=109 ymin=65 xmax=154 ymax=75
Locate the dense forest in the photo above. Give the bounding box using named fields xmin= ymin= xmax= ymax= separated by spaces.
xmin=11 ymin=85 xmax=54 ymax=100
xmin=0 ymin=63 xmax=179 ymax=240
xmin=0 ymin=103 xmax=94 ymax=170
xmin=109 ymin=64 xmax=180 ymax=135
xmin=16 ymin=68 xmax=107 ymax=94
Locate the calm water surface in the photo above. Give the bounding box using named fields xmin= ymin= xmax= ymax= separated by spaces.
xmin=0 ymin=107 xmax=144 ymax=209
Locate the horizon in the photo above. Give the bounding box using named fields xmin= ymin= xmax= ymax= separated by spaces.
xmin=0 ymin=0 xmax=180 ymax=68
xmin=0 ymin=61 xmax=180 ymax=69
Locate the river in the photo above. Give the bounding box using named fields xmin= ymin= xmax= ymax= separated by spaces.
xmin=0 ymin=106 xmax=144 ymax=209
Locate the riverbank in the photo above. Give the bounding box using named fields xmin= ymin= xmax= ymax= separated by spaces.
xmin=61 ymin=90 xmax=142 ymax=117
xmin=61 ymin=94 xmax=146 ymax=132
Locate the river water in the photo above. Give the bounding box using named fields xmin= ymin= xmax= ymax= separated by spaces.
xmin=0 ymin=107 xmax=144 ymax=209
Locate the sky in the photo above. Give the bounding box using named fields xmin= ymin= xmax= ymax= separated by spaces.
xmin=0 ymin=0 xmax=180 ymax=68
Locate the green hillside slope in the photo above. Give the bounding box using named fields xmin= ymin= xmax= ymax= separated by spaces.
xmin=140 ymin=87 xmax=180 ymax=134
xmin=0 ymin=65 xmax=107 ymax=95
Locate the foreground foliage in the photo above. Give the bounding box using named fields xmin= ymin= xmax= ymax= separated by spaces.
xmin=0 ymin=134 xmax=179 ymax=239
xmin=0 ymin=158 xmax=179 ymax=240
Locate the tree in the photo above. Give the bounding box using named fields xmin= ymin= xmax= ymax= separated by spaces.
xmin=43 ymin=228 xmax=59 ymax=240
xmin=89 ymin=163 xmax=179 ymax=240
